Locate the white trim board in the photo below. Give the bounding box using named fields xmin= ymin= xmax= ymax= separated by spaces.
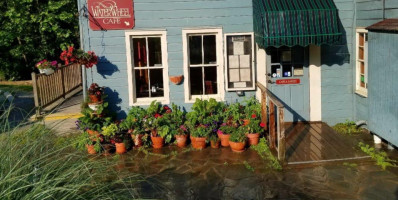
xmin=309 ymin=45 xmax=322 ymax=121
xmin=125 ymin=30 xmax=170 ymax=106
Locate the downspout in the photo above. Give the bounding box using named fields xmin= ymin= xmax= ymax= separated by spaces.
xmin=383 ymin=0 xmax=386 ymax=20
xmin=77 ymin=0 xmax=87 ymax=101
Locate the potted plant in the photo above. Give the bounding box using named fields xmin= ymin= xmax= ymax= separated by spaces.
xmin=210 ymin=134 xmax=221 ymax=149
xmin=88 ymin=83 xmax=104 ymax=103
xmin=144 ymin=101 xmax=170 ymax=149
xmin=229 ymin=126 xmax=247 ymax=152
xmin=35 ymin=59 xmax=57 ymax=75
xmin=163 ymin=104 xmax=188 ymax=148
xmin=218 ymin=125 xmax=234 ymax=147
xmin=75 ymin=131 xmax=101 ymax=155
xmin=246 ymin=118 xmax=265 ymax=146
xmin=60 ymin=46 xmax=98 ymax=68
xmin=190 ymin=126 xmax=210 ymax=149
xmin=102 ymin=123 xmax=125 ymax=154
xmin=242 ymin=97 xmax=262 ymax=126
xmin=120 ymin=106 xmax=146 ymax=146
xmin=77 ymin=104 xmax=112 ymax=139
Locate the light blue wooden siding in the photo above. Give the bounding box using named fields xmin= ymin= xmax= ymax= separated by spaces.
xmin=321 ymin=0 xmax=355 ymax=125
xmin=78 ymin=0 xmax=254 ymax=117
xmin=368 ymin=32 xmax=398 ymax=146
xmin=354 ymin=0 xmax=398 ymax=123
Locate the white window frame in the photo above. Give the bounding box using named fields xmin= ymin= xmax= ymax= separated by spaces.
xmin=224 ymin=32 xmax=256 ymax=91
xmin=125 ymin=30 xmax=170 ymax=106
xmin=355 ymin=28 xmax=368 ymax=97
xmin=182 ymin=28 xmax=225 ymax=103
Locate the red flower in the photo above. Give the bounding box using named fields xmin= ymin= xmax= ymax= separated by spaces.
xmin=251 ymin=114 xmax=257 ymax=119
xmin=166 ymin=109 xmax=172 ymax=113
xmin=154 ymin=113 xmax=161 ymax=118
xmin=163 ymin=105 xmax=170 ymax=110
xmin=260 ymin=122 xmax=265 ymax=128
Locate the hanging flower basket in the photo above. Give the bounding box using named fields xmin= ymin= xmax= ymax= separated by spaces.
xmin=39 ymin=68 xmax=55 ymax=75
xmin=169 ymin=75 xmax=183 ymax=85
xmin=88 ymin=101 xmax=103 ymax=111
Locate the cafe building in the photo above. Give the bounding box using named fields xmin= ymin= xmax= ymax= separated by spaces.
xmin=77 ymin=0 xmax=398 ymax=146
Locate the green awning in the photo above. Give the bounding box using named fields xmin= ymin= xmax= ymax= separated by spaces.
xmin=254 ymin=0 xmax=343 ymax=48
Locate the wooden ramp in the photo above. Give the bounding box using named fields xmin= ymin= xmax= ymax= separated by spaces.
xmin=285 ymin=122 xmax=370 ymax=165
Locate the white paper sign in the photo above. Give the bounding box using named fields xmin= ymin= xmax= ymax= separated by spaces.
xmin=229 ymin=69 xmax=240 ymax=82
xmin=228 ymin=55 xmax=239 ymax=69
xmin=234 ymin=82 xmax=247 ymax=88
xmin=239 ymin=55 xmax=250 ymax=68
xmin=233 ymin=41 xmax=244 ymax=55
xmin=240 ymin=69 xmax=251 ymax=82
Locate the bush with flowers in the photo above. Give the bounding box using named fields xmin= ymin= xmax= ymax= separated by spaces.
xmin=60 ymin=46 xmax=98 ymax=68
xmin=35 ymin=59 xmax=58 ymax=70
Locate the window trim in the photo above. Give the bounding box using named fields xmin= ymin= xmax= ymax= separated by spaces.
xmin=182 ymin=28 xmax=225 ymax=103
xmin=355 ymin=28 xmax=368 ymax=97
xmin=125 ymin=30 xmax=170 ymax=106
xmin=224 ymin=32 xmax=256 ymax=91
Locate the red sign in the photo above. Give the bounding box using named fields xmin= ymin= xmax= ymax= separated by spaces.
xmin=88 ymin=0 xmax=135 ymax=30
xmin=276 ymin=79 xmax=301 ymax=85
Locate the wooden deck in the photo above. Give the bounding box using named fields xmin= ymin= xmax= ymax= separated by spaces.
xmin=285 ymin=122 xmax=370 ymax=165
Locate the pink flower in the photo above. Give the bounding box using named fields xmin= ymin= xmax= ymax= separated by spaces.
xmin=217 ymin=129 xmax=223 ymax=135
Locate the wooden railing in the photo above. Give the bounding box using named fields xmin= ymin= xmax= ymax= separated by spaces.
xmin=257 ymin=81 xmax=286 ymax=162
xmin=32 ymin=63 xmax=82 ymax=116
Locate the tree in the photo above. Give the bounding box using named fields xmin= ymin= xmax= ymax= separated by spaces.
xmin=0 ymin=0 xmax=79 ymax=80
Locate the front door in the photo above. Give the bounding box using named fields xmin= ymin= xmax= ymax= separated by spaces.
xmin=266 ymin=46 xmax=310 ymax=122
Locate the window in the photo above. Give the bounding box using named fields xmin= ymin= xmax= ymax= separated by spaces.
xmin=356 ymin=28 xmax=368 ymax=96
xmin=268 ymin=46 xmax=305 ymax=78
xmin=225 ymin=33 xmax=255 ymax=91
xmin=182 ymin=29 xmax=224 ymax=102
xmin=125 ymin=30 xmax=169 ymax=105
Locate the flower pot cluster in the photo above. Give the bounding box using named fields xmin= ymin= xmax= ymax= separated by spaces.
xmin=76 ymin=95 xmax=265 ymax=155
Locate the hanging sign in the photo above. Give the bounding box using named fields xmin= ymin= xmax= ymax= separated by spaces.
xmin=87 ymin=0 xmax=135 ymax=30
xmin=276 ymin=79 xmax=300 ymax=85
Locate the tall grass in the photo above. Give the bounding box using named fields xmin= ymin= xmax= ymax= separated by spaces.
xmin=0 ymin=105 xmax=152 ymax=199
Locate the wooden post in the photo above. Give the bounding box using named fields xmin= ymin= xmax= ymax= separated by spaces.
xmin=31 ymin=72 xmax=40 ymax=117
xmin=261 ymin=92 xmax=268 ymax=131
xmin=61 ymin=67 xmax=66 ymax=99
xmin=278 ymin=107 xmax=286 ymax=162
xmin=269 ymin=101 xmax=276 ymax=149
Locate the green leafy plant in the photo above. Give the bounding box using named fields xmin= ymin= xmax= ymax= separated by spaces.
xmin=229 ymin=126 xmax=247 ymax=142
xmin=77 ymin=102 xmax=113 ymax=132
xmin=74 ymin=131 xmax=101 ymax=153
xmin=333 ymin=120 xmax=364 ymax=135
xmin=218 ymin=125 xmax=235 ymax=135
xmin=251 ymin=138 xmax=282 ymax=170
xmin=157 ymin=125 xmax=173 ymax=143
xmin=209 ymin=134 xmax=219 ymax=142
xmin=120 ymin=106 xmax=146 ymax=131
xmin=243 ymin=161 xmax=255 ymax=172
xmin=358 ymin=142 xmax=397 ymax=170
xmin=162 ymin=103 xmax=187 ymax=136
xmin=247 ymin=119 xmax=264 ymax=133
xmin=243 ymin=96 xmax=261 ymax=120
xmin=191 ymin=126 xmax=211 ymax=138
xmin=102 ymin=123 xmax=119 ymax=139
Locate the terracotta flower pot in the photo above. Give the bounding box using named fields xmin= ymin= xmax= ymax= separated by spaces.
xmin=210 ymin=140 xmax=221 ymax=149
xmin=175 ymin=135 xmax=188 ymax=148
xmin=229 ymin=141 xmax=246 ymax=152
xmin=243 ymin=119 xmax=250 ymax=126
xmin=191 ymin=137 xmax=206 ymax=149
xmin=87 ymin=129 xmax=99 ymax=141
xmin=132 ymin=134 xmax=144 ymax=147
xmin=169 ymin=75 xmax=183 ymax=85
xmin=115 ymin=142 xmax=127 ymax=154
xmin=102 ymin=144 xmax=113 ymax=156
xmin=151 ymin=136 xmax=164 ymax=149
xmin=89 ymin=94 xmax=101 ymax=103
xmin=247 ymin=133 xmax=260 ymax=146
xmin=86 ymin=144 xmax=97 ymax=155
xmin=218 ymin=133 xmax=231 ymax=147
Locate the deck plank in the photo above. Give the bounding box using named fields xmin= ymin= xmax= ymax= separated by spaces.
xmin=286 ymin=123 xmax=368 ymax=164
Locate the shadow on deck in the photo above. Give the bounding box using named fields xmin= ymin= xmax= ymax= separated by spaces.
xmin=284 ymin=122 xmax=370 ymax=165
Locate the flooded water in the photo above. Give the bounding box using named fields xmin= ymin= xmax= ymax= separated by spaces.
xmin=107 ymin=142 xmax=398 ymax=200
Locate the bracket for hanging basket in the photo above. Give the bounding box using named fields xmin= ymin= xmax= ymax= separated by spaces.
xmin=169 ymin=75 xmax=184 ymax=85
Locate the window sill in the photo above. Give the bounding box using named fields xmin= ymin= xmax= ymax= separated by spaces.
xmin=355 ymin=90 xmax=368 ymax=98
xmin=131 ymin=98 xmax=169 ymax=106
xmin=186 ymin=95 xmax=224 ymax=103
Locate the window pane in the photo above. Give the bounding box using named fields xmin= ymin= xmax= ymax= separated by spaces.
xmin=149 ymin=69 xmax=164 ymax=97
xmin=204 ymin=66 xmax=217 ymax=94
xmin=133 ymin=38 xmax=147 ymax=67
xmin=360 ymin=75 xmax=365 ymax=87
xmin=203 ymin=35 xmax=217 ymax=64
xmin=148 ymin=37 xmax=162 ymax=67
xmin=190 ymin=67 xmax=203 ymax=95
xmin=189 ymin=36 xmax=202 ymax=65
xmin=135 ymin=69 xmax=149 ymax=98
xmin=360 ymin=62 xmax=365 ymax=74
xmin=359 ymin=47 xmax=364 ymax=60
xmin=359 ymin=33 xmax=364 ymax=47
